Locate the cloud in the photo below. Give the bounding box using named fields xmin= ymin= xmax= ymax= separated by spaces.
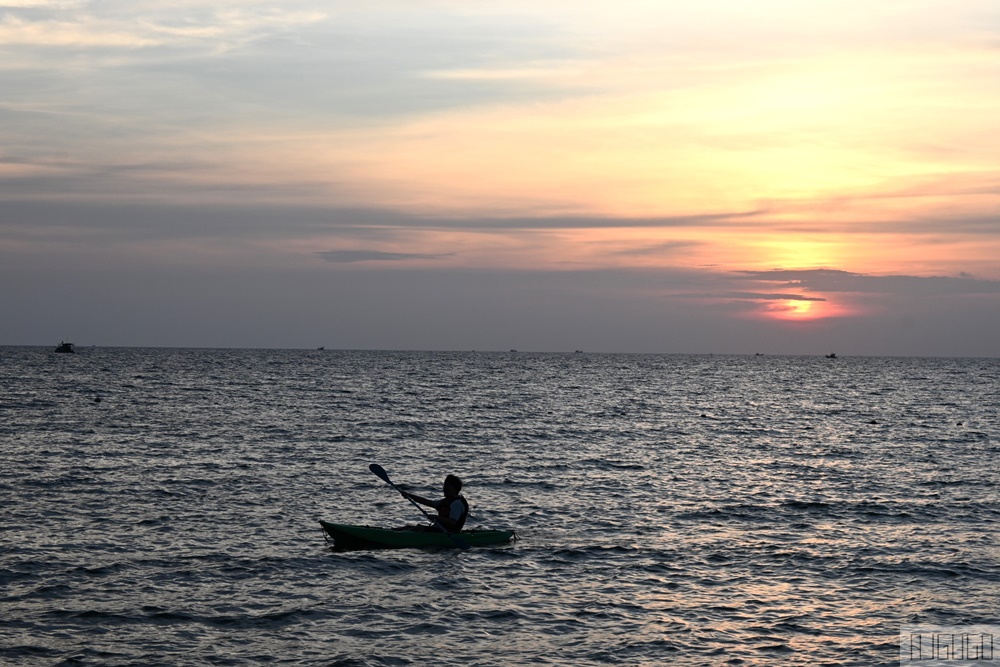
xmin=0 ymin=4 xmax=329 ymax=49
xmin=740 ymin=268 xmax=1000 ymax=296
xmin=0 ymin=2 xmax=573 ymax=118
xmin=720 ymin=291 xmax=826 ymax=302
xmin=612 ymin=240 xmax=704 ymax=257
xmin=458 ymin=211 xmax=764 ymax=230
xmin=317 ymin=250 xmax=453 ymax=263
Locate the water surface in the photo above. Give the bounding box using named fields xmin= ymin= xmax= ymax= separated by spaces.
xmin=2 ymin=348 xmax=998 ymax=665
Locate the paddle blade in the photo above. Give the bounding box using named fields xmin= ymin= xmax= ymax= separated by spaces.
xmin=369 ymin=463 xmax=391 ymax=483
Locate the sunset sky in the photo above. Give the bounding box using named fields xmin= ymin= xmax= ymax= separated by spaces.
xmin=2 ymin=1 xmax=999 ymax=355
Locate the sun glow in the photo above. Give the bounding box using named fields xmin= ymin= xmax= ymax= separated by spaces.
xmin=750 ymin=238 xmax=842 ymax=272
xmin=753 ymin=291 xmax=867 ymax=322
xmin=768 ymin=298 xmax=821 ymax=321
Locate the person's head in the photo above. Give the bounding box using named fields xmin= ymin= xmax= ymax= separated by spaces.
xmin=443 ymin=474 xmax=463 ymax=497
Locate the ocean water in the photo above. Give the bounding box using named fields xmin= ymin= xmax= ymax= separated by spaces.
xmin=1 ymin=347 xmax=998 ymax=666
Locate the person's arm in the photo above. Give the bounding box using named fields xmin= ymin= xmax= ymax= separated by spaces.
xmin=401 ymin=491 xmax=437 ymax=508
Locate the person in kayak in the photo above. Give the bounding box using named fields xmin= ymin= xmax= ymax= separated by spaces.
xmin=400 ymin=474 xmax=469 ymax=533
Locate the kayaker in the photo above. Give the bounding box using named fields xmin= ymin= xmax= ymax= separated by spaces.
xmin=399 ymin=474 xmax=469 ymax=533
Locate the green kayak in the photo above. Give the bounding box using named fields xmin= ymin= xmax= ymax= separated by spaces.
xmin=320 ymin=521 xmax=515 ymax=551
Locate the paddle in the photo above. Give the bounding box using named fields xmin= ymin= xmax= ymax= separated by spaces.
xmin=369 ymin=463 xmax=469 ymax=550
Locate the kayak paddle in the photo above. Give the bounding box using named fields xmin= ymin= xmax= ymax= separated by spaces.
xmin=369 ymin=463 xmax=469 ymax=550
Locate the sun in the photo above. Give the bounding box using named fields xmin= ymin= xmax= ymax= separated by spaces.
xmin=767 ymin=298 xmax=822 ymax=321
xmin=758 ymin=295 xmax=863 ymax=322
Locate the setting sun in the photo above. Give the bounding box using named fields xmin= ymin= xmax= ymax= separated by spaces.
xmin=768 ymin=298 xmax=821 ymax=321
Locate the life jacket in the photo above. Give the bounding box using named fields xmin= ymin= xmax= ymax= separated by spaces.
xmin=437 ymin=495 xmax=469 ymax=532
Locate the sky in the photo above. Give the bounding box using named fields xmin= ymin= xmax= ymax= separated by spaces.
xmin=2 ymin=0 xmax=999 ymax=356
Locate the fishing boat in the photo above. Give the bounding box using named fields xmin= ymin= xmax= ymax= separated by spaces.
xmin=55 ymin=342 xmax=75 ymax=353
xmin=319 ymin=520 xmax=515 ymax=551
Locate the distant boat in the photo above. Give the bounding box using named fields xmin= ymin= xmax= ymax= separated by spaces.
xmin=55 ymin=342 xmax=75 ymax=354
xmin=826 ymin=353 xmax=837 ymax=359
xmin=317 ymin=346 xmax=325 ymax=350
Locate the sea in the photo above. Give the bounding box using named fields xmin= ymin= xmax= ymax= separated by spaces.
xmin=1 ymin=347 xmax=998 ymax=666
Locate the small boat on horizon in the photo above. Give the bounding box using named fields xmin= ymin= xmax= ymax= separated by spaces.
xmin=826 ymin=352 xmax=837 ymax=359
xmin=55 ymin=342 xmax=75 ymax=354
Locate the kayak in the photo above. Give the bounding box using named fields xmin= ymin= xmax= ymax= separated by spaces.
xmin=319 ymin=521 xmax=515 ymax=551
